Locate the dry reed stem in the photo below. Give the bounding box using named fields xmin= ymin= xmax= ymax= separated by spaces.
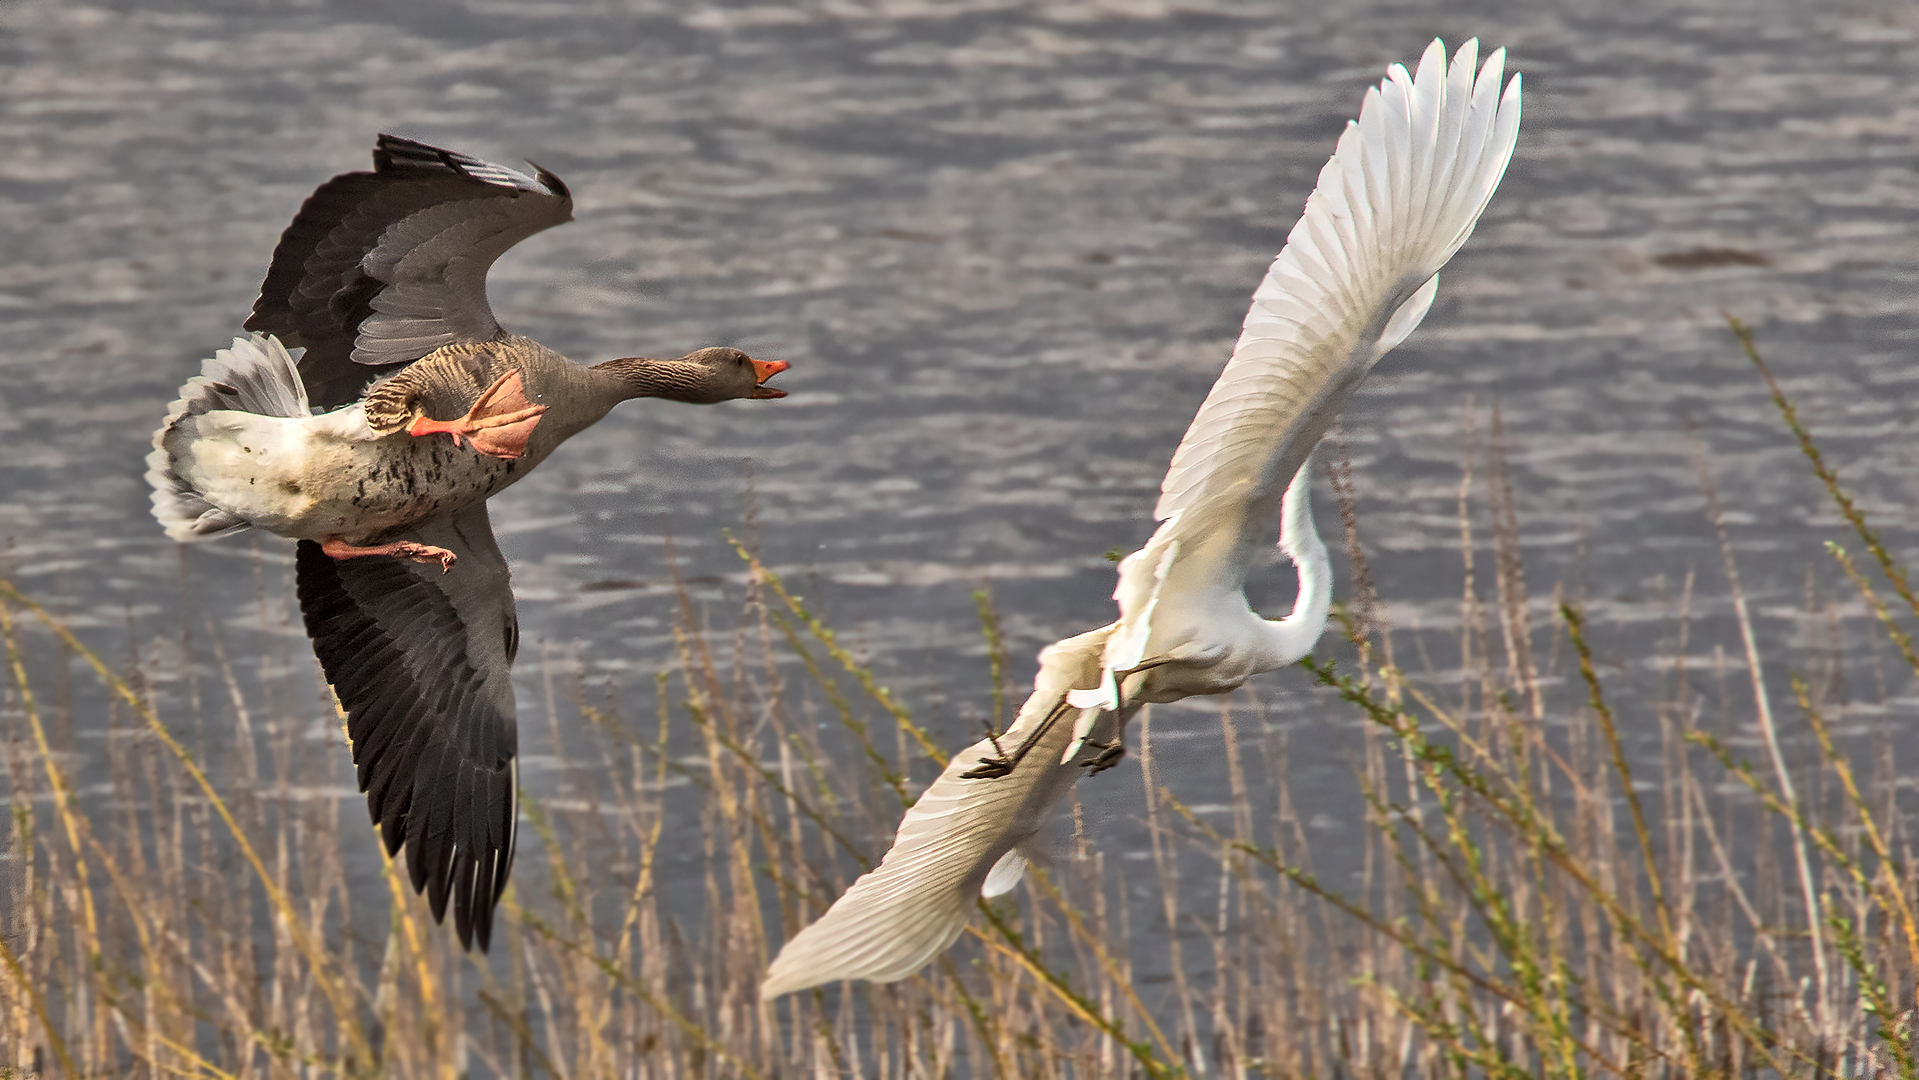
xmin=726 ymin=533 xmax=944 ymax=768
xmin=1687 ymin=429 xmax=1833 ymax=1036
xmin=1731 ymin=315 xmax=1919 ymax=629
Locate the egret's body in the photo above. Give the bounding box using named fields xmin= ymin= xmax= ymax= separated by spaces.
xmin=761 ymin=38 xmax=1521 ymax=999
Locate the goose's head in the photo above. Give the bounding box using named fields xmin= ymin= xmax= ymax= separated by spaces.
xmin=594 ymin=347 xmax=789 ymax=404
xmin=683 ymin=347 xmax=789 ymax=403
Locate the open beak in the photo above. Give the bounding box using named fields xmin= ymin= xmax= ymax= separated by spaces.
xmin=750 ymin=358 xmax=789 ymax=399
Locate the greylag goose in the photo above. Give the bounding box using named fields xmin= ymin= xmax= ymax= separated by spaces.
xmin=761 ymin=38 xmax=1520 ymax=998
xmin=146 ymin=135 xmax=788 ymax=951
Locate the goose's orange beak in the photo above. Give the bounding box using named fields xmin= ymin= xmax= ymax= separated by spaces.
xmin=750 ymin=358 xmax=789 ymax=399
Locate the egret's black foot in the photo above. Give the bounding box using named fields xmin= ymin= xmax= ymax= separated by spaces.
xmin=1080 ymin=739 xmax=1126 ymax=774
xmin=961 ymin=757 xmax=1016 ymax=780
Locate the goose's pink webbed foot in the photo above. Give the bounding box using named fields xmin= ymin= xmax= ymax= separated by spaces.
xmin=321 ymin=537 xmax=457 ymax=572
xmin=407 ymin=369 xmax=548 ymax=460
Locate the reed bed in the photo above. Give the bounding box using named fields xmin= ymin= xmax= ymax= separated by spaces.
xmin=4 ymin=323 xmax=1918 ymax=1077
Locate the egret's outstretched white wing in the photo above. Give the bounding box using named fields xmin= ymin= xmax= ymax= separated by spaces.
xmin=1071 ymin=40 xmax=1521 ymax=710
xmin=1156 ymin=39 xmax=1520 ymax=549
xmin=761 ymin=628 xmax=1114 ymax=999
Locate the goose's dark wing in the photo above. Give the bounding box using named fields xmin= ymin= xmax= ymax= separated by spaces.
xmin=247 ymin=134 xmax=573 ymax=409
xmin=295 ymin=504 xmax=520 ymax=951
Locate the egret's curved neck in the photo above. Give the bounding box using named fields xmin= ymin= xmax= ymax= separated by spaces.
xmin=1256 ymin=461 xmax=1332 ymax=668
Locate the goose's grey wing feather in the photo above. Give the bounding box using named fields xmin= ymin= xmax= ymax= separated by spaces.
xmin=296 ymin=503 xmax=519 ymax=951
xmin=1153 ymin=40 xmax=1521 ymax=554
xmin=246 ymin=134 xmax=572 ymax=409
xmin=761 ymin=627 xmax=1115 ymax=999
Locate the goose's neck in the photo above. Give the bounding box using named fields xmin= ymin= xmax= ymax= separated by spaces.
xmin=589 ymin=357 xmax=711 ymax=403
xmin=1255 ymin=461 xmax=1332 ymax=669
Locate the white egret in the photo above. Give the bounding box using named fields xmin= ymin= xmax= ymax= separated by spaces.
xmin=761 ymin=38 xmax=1521 ymax=998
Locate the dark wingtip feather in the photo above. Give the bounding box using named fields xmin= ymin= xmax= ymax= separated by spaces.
xmin=472 ymin=898 xmax=496 ymax=952
xmin=522 ymin=159 xmax=573 ymax=207
xmin=372 ymin=133 xmax=565 ymax=198
xmin=450 ymin=848 xmax=478 ymax=950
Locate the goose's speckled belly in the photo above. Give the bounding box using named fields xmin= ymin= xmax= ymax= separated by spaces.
xmin=188 ymin=414 xmax=536 ymax=543
xmin=299 ymin=433 xmax=528 ymax=543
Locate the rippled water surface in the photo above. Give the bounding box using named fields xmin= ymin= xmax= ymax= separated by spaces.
xmin=7 ymin=0 xmax=1919 ymax=971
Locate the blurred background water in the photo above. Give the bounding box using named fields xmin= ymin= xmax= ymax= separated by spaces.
xmin=6 ymin=0 xmax=1919 ymax=983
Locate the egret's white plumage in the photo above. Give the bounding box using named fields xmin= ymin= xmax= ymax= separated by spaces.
xmin=761 ymin=38 xmax=1521 ymax=1000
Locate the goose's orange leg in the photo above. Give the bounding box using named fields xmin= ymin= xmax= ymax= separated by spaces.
xmin=407 ymin=369 xmax=548 ymax=460
xmin=322 ymin=537 xmax=457 ymax=572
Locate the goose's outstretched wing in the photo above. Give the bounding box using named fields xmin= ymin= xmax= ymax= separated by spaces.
xmin=246 ymin=134 xmax=573 ymax=409
xmin=296 ymin=504 xmax=520 ymax=951
xmin=760 ymin=628 xmax=1115 ymax=999
xmin=1154 ymin=40 xmax=1521 ymax=556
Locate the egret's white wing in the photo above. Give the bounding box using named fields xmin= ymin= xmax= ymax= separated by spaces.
xmin=761 ymin=627 xmax=1114 ymax=999
xmin=1154 ymin=40 xmax=1521 ymax=548
xmin=1077 ymin=41 xmax=1521 ymax=709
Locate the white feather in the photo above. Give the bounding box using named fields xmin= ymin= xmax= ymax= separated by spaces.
xmin=981 ymin=849 xmax=1029 ymax=898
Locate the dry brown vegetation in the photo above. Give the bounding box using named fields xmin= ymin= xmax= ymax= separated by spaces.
xmin=4 ymin=325 xmax=1919 ymax=1077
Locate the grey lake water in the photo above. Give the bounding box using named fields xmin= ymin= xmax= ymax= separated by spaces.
xmin=7 ymin=0 xmax=1919 ymax=1015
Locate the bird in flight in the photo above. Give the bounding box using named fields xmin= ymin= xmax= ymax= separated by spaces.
xmin=147 ymin=134 xmax=788 ymax=951
xmin=761 ymin=38 xmax=1520 ymax=998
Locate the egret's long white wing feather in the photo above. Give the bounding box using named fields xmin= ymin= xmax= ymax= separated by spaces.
xmin=1154 ymin=40 xmax=1520 ymax=536
xmin=760 ymin=628 xmax=1113 ymax=999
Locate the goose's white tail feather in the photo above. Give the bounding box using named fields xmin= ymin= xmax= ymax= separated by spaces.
xmin=146 ymin=334 xmax=309 ymax=541
xmin=761 ymin=628 xmax=1113 ymax=999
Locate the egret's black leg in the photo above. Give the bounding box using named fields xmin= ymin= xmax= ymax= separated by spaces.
xmin=966 ymin=657 xmax=1166 ymax=780
xmin=961 ymin=698 xmax=1076 ymax=780
xmin=1061 ymin=655 xmax=1172 ymax=775
xmin=961 ymin=754 xmax=1017 ymax=781
xmin=1079 ymin=737 xmax=1127 ymax=774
